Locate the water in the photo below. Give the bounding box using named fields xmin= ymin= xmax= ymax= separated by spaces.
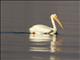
xmin=1 ymin=33 xmax=79 ymax=60
xmin=1 ymin=1 xmax=80 ymax=60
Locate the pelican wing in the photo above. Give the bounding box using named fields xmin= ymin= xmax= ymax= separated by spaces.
xmin=29 ymin=24 xmax=53 ymax=33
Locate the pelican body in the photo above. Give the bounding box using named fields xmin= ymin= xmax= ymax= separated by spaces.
xmin=29 ymin=14 xmax=63 ymax=35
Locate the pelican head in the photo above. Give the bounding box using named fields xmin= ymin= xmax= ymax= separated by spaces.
xmin=50 ymin=14 xmax=64 ymax=30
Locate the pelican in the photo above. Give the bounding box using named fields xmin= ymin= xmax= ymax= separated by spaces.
xmin=29 ymin=14 xmax=63 ymax=35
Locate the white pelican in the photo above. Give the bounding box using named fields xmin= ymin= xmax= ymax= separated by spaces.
xmin=29 ymin=14 xmax=63 ymax=35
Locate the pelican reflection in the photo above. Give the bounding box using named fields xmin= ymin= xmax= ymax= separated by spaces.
xmin=29 ymin=34 xmax=63 ymax=53
xmin=30 ymin=54 xmax=60 ymax=60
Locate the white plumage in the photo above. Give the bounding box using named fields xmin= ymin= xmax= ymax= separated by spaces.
xmin=29 ymin=24 xmax=53 ymax=34
xmin=29 ymin=14 xmax=63 ymax=35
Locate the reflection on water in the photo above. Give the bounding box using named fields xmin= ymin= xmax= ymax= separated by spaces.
xmin=29 ymin=54 xmax=60 ymax=60
xmin=29 ymin=34 xmax=63 ymax=53
xmin=28 ymin=34 xmax=63 ymax=60
xmin=50 ymin=55 xmax=60 ymax=60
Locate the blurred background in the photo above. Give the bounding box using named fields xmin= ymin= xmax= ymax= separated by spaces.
xmin=1 ymin=1 xmax=80 ymax=60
